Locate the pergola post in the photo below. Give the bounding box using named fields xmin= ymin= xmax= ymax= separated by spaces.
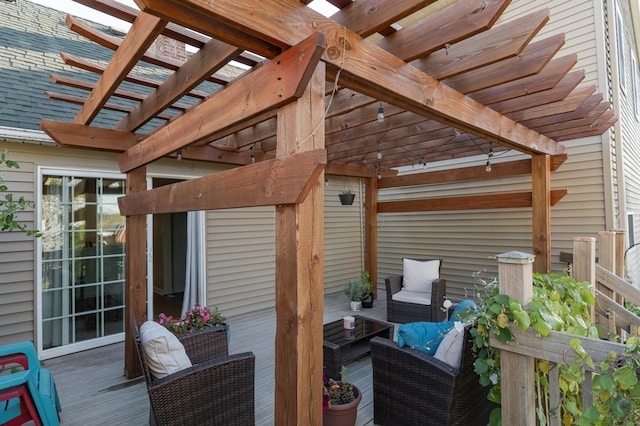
xmin=532 ymin=154 xmax=551 ymax=273
xmin=124 ymin=166 xmax=147 ymax=378
xmin=274 ymin=62 xmax=326 ymax=425
xmin=364 ymin=177 xmax=378 ymax=294
xmin=497 ymin=251 xmax=535 ymax=425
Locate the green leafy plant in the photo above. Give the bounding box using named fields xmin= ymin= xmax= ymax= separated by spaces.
xmin=0 ymin=150 xmax=39 ymax=236
xmin=470 ymin=271 xmax=640 ymax=425
xmin=344 ymin=271 xmax=371 ymax=302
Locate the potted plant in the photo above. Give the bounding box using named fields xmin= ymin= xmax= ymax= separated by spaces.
xmin=357 ymin=271 xmax=374 ymax=308
xmin=158 ymin=304 xmax=227 ymax=335
xmin=344 ymin=278 xmax=369 ymax=311
xmin=338 ymin=189 xmax=355 ymax=205
xmin=323 ymin=370 xmax=362 ymax=426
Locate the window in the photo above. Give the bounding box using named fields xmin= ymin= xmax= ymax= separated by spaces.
xmin=40 ymin=173 xmax=126 ymax=351
xmin=616 ymin=7 xmax=627 ymax=91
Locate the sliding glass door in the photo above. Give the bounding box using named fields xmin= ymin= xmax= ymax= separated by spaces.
xmin=39 ymin=172 xmax=126 ymax=355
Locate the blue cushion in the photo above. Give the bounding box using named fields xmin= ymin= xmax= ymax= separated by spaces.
xmin=451 ymin=300 xmax=476 ymax=321
xmin=397 ymin=321 xmax=454 ymax=354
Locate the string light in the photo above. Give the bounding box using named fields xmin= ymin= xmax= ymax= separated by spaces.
xmin=486 ymin=143 xmax=494 ymax=172
xmin=176 ymin=149 xmax=182 ymax=161
xmin=377 ymin=101 xmax=385 ymax=123
xmin=420 ymin=154 xmax=427 ymax=169
xmin=250 ymin=144 xmax=256 ymax=163
xmin=377 ymin=143 xmax=382 ymax=160
xmin=377 ymin=163 xmax=382 ymax=180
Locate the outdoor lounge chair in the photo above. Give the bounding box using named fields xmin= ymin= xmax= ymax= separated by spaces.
xmin=385 ymin=258 xmax=447 ymax=323
xmin=370 ymin=325 xmax=495 ymax=426
xmin=132 ymin=317 xmax=256 ymax=426
xmin=0 ymin=341 xmax=62 ymax=426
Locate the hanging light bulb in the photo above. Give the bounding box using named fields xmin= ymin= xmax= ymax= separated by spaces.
xmin=325 ymin=175 xmax=329 ymax=187
xmin=486 ymin=143 xmax=493 ymax=172
xmin=377 ymin=101 xmax=385 ymax=123
xmin=377 ymin=145 xmax=382 ymax=160
xmin=250 ymin=144 xmax=256 ymax=163
xmin=176 ymin=149 xmax=182 ymax=161
xmin=421 ymin=155 xmax=427 ymax=169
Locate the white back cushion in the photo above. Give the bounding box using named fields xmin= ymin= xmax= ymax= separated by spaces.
xmin=402 ymin=259 xmax=440 ymax=293
xmin=140 ymin=321 xmax=192 ymax=379
xmin=434 ymin=323 xmax=465 ymax=368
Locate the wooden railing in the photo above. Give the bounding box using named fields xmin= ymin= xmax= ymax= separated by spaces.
xmin=491 ymin=238 xmax=639 ymax=425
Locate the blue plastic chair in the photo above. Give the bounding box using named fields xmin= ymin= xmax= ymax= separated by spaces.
xmin=0 ymin=341 xmax=61 ymax=425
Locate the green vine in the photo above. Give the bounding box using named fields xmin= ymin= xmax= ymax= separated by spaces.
xmin=469 ymin=271 xmax=640 ymax=425
xmin=0 ymin=150 xmax=39 ymax=237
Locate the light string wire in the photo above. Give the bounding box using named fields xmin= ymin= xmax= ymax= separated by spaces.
xmin=287 ymin=26 xmax=348 ymax=157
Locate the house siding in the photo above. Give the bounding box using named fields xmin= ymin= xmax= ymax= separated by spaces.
xmin=615 ymin=0 xmax=640 ymax=283
xmin=205 ymin=175 xmax=365 ymax=318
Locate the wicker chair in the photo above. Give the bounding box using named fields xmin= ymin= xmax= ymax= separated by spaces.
xmin=132 ymin=318 xmax=255 ymax=426
xmin=385 ymin=258 xmax=447 ymax=323
xmin=370 ymin=326 xmax=495 ymax=426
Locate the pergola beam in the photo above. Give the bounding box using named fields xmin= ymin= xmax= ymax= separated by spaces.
xmin=117 ymin=149 xmax=327 ymax=215
xmin=73 ymin=12 xmax=167 ymax=125
xmin=134 ymin=0 xmax=565 ymax=157
xmin=117 ymin=33 xmax=326 ymax=173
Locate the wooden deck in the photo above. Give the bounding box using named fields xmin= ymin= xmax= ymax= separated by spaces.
xmin=42 ymin=291 xmax=391 ymax=425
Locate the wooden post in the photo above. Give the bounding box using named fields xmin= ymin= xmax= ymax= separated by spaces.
xmin=364 ymin=177 xmax=378 ymax=296
xmin=531 ymin=154 xmax=551 ymax=273
xmin=573 ymin=237 xmax=596 ymax=321
xmin=598 ymin=231 xmax=617 ymax=337
xmin=497 ymin=251 xmax=535 ymax=425
xmin=123 ymin=166 xmax=147 ymax=378
xmin=274 ymin=62 xmax=325 ymax=426
xmin=614 ymin=230 xmax=625 ymax=277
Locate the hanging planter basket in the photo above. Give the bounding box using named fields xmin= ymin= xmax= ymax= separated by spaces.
xmin=339 ymin=193 xmax=355 ymax=205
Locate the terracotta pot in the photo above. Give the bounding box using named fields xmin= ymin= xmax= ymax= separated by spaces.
xmin=323 ymin=384 xmax=362 ymax=426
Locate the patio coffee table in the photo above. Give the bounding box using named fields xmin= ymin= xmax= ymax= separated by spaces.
xmin=323 ymin=315 xmax=393 ymax=380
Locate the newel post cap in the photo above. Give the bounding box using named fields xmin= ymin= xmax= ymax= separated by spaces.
xmin=495 ymin=251 xmax=535 ymax=264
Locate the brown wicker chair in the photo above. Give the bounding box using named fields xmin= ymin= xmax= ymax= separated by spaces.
xmin=132 ymin=318 xmax=255 ymax=426
xmin=385 ymin=258 xmax=447 ymax=323
xmin=370 ymin=326 xmax=495 ymax=426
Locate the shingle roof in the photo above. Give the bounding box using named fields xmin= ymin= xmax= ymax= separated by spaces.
xmin=0 ymin=0 xmax=168 ymax=131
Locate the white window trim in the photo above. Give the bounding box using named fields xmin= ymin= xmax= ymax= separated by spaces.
xmin=37 ymin=167 xmax=127 ymax=359
xmin=616 ymin=5 xmax=627 ymax=93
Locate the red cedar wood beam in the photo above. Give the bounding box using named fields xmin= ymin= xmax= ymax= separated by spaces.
xmin=114 ymin=39 xmax=242 ymax=131
xmin=377 ymin=189 xmax=567 ymax=213
xmin=73 ymin=12 xmax=167 ymax=125
xmin=117 ymin=33 xmax=327 ymax=173
xmin=39 ymin=119 xmax=254 ymax=165
xmin=377 ymin=0 xmax=509 ymax=61
xmin=134 ymin=0 xmax=565 ymax=157
xmin=378 ymin=155 xmax=567 ymax=189
xmin=118 ymin=150 xmax=327 ymax=215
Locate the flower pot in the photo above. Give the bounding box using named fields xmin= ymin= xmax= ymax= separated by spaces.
xmin=350 ymin=301 xmax=362 ymax=311
xmin=361 ymin=293 xmax=373 ymax=308
xmin=339 ymin=193 xmax=355 ymax=205
xmin=323 ymin=384 xmax=362 ymax=426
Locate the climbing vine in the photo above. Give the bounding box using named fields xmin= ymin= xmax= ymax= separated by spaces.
xmin=468 ymin=271 xmax=640 ymax=425
xmin=0 ymin=150 xmax=39 ymax=236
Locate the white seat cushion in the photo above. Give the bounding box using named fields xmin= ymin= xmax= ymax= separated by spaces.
xmin=434 ymin=322 xmax=465 ymax=368
xmin=140 ymin=321 xmax=192 ymax=379
xmin=402 ymin=259 xmax=440 ymax=293
xmin=392 ymin=289 xmax=431 ymax=305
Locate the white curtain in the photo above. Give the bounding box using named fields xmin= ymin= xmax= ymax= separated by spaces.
xmin=182 ymin=211 xmax=204 ymax=315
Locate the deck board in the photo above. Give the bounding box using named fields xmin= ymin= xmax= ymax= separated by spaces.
xmin=43 ymin=291 xmax=391 ymax=425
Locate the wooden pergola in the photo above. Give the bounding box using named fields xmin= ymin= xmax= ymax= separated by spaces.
xmin=40 ymin=0 xmax=615 ymax=424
